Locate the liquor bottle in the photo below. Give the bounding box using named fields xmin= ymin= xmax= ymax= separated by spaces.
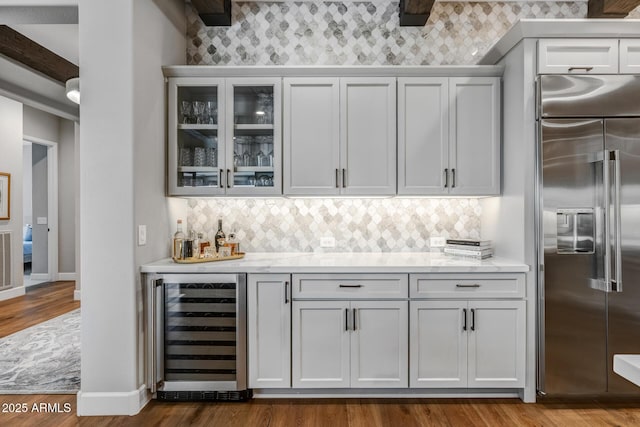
xmin=227 ymin=229 xmax=239 ymax=255
xmin=198 ymin=232 xmax=210 ymax=255
xmin=172 ymin=219 xmax=185 ymax=260
xmin=191 ymin=230 xmax=200 ymax=258
xmin=215 ymin=218 xmax=226 ymax=251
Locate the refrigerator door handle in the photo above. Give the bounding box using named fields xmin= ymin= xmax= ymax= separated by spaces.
xmin=611 ymin=150 xmax=623 ymax=292
xmin=603 ymin=150 xmax=613 ymax=292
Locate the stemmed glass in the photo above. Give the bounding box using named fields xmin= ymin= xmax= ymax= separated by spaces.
xmin=180 ymin=101 xmax=192 ymax=124
xmin=206 ymin=101 xmax=217 ymax=124
xmin=192 ymin=101 xmax=206 ymax=124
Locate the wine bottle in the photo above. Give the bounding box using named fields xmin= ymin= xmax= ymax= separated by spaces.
xmin=215 ymin=218 xmax=226 ymax=252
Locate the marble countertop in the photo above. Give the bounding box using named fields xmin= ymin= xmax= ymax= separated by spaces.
xmin=140 ymin=252 xmax=529 ymax=274
xmin=479 ymin=18 xmax=640 ymax=65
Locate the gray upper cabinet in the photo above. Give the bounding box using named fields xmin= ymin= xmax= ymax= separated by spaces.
xmin=398 ymin=77 xmax=500 ymax=196
xmin=284 ymin=77 xmax=396 ymax=196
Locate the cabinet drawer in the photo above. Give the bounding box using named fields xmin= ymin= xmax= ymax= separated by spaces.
xmin=538 ymin=39 xmax=619 ymax=74
xmin=620 ymin=39 xmax=640 ymax=74
xmin=292 ymin=274 xmax=408 ymax=299
xmin=410 ymin=274 xmax=524 ymax=299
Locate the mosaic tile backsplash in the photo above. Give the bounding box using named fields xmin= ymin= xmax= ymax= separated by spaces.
xmin=187 ymin=1 xmax=590 ymax=66
xmin=187 ymin=198 xmax=481 ymax=252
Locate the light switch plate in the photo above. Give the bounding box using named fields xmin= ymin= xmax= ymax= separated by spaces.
xmin=430 ymin=236 xmax=446 ymax=247
xmin=36 ymin=217 xmax=48 ymax=225
xmin=138 ymin=225 xmax=147 ymax=246
xmin=320 ymin=236 xmax=336 ymax=248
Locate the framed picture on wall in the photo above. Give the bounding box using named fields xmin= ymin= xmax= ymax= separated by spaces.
xmin=0 ymin=172 xmax=10 ymax=220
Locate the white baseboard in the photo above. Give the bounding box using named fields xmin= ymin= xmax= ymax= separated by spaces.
xmin=0 ymin=286 xmax=26 ymax=302
xmin=30 ymin=273 xmax=49 ymax=281
xmin=59 ymin=272 xmax=77 ymax=281
xmin=77 ymin=385 xmax=150 ymax=416
xmin=74 ymin=289 xmax=81 ymax=301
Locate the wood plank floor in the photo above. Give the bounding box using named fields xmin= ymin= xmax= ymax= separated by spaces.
xmin=2 ymin=396 xmax=640 ymax=426
xmin=0 ymin=281 xmax=80 ymax=338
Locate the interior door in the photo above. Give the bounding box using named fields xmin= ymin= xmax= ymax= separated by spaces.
xmin=604 ymin=118 xmax=640 ymax=394
xmin=540 ymin=118 xmax=607 ymax=395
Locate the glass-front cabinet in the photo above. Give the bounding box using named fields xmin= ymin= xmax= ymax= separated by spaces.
xmin=167 ymin=77 xmax=281 ymax=196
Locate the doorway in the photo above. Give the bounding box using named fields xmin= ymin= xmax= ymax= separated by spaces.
xmin=22 ymin=137 xmax=58 ymax=287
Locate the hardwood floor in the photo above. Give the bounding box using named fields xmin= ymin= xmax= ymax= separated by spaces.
xmin=2 ymin=396 xmax=640 ymax=426
xmin=0 ymin=281 xmax=80 ymax=338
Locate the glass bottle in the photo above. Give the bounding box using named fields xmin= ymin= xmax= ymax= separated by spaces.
xmin=215 ymin=218 xmax=226 ymax=252
xmin=198 ymin=232 xmax=210 ymax=255
xmin=172 ymin=219 xmax=185 ymax=260
xmin=227 ymin=229 xmax=239 ymax=255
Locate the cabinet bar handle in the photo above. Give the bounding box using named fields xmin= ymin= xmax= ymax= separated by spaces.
xmin=336 ymin=169 xmax=340 ymax=188
xmin=568 ymin=66 xmax=594 ymax=72
xmin=219 ymin=169 xmax=224 ymax=188
xmin=339 ymin=284 xmax=363 ymax=288
xmin=471 ymin=308 xmax=476 ymax=331
xmin=353 ymin=308 xmax=357 ymax=331
xmin=284 ymin=281 xmax=289 ymax=304
xmin=456 ymin=284 xmax=481 ymax=288
xmin=345 ymin=308 xmax=350 ymax=331
xmin=452 ymin=168 xmax=456 ymax=188
xmin=342 ymin=169 xmax=347 ymax=188
xmin=463 ymin=308 xmax=467 ymax=332
xmin=444 ymin=168 xmax=449 ymax=188
xmin=226 ymin=169 xmax=231 ymax=188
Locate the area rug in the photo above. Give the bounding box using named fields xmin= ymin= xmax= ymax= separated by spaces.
xmin=0 ymin=309 xmax=80 ymax=394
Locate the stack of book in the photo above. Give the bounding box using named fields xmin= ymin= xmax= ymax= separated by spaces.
xmin=444 ymin=238 xmax=493 ymax=259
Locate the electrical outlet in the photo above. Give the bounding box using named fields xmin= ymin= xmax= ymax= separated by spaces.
xmin=430 ymin=236 xmax=446 ymax=248
xmin=320 ymin=236 xmax=336 ymax=248
xmin=138 ymin=225 xmax=147 ymax=246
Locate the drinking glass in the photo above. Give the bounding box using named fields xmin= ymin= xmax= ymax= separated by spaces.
xmin=205 ymin=147 xmax=217 ymax=167
xmin=180 ymin=147 xmax=192 ymax=166
xmin=180 ymin=101 xmax=192 ymax=124
xmin=192 ymin=101 xmax=206 ymax=124
xmin=206 ymin=101 xmax=217 ymax=124
xmin=194 ymin=147 xmax=205 ymax=167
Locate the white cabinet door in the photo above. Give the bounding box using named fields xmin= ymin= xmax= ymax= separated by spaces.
xmin=538 ymin=39 xmax=619 ymax=74
xmin=410 ymin=300 xmax=467 ymax=388
xmin=283 ymin=78 xmax=340 ymax=195
xmin=449 ymin=77 xmax=500 ymax=196
xmin=340 ymin=78 xmax=396 ymax=196
xmin=292 ymin=300 xmax=350 ymax=388
xmin=467 ymin=300 xmax=525 ymax=388
xmin=397 ymin=78 xmax=449 ymax=195
xmin=248 ymin=274 xmax=291 ymax=388
xmin=350 ymin=301 xmax=408 ymax=388
xmin=620 ymin=39 xmax=640 ymax=74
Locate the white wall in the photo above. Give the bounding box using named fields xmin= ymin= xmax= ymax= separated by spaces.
xmin=58 ymin=119 xmax=76 ymax=274
xmin=23 ymin=104 xmax=59 ymax=142
xmin=78 ymin=0 xmax=185 ymax=416
xmin=0 ymin=96 xmax=24 ymax=295
xmin=31 ymin=143 xmax=48 ymax=274
xmin=22 ymin=144 xmax=32 ymax=226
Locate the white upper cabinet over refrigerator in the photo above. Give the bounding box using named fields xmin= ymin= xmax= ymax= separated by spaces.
xmin=284 ymin=77 xmax=396 ymax=196
xmin=398 ymin=77 xmax=500 ymax=196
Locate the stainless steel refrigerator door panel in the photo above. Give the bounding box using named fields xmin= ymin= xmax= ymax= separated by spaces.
xmin=604 ymin=118 xmax=640 ymax=394
xmin=540 ymin=118 xmax=608 ymax=395
xmin=539 ymin=75 xmax=640 ymax=118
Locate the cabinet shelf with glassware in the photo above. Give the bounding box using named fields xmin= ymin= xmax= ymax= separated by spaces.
xmin=167 ymin=77 xmax=282 ymax=196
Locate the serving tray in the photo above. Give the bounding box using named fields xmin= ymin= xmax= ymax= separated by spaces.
xmin=172 ymin=252 xmax=245 ymax=263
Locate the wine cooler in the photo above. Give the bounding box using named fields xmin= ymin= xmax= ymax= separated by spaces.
xmin=146 ymin=273 xmax=251 ymax=401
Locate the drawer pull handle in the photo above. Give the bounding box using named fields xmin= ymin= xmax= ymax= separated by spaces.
xmin=462 ymin=308 xmax=467 ymax=331
xmin=456 ymin=284 xmax=481 ymax=288
xmin=284 ymin=281 xmax=289 ymax=304
xmin=339 ymin=284 xmax=363 ymax=288
xmin=345 ymin=308 xmax=350 ymax=331
xmin=568 ymin=66 xmax=594 ymax=72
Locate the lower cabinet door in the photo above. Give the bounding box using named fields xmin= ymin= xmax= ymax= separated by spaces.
xmin=292 ymin=300 xmax=351 ymax=388
xmin=467 ymin=300 xmax=525 ymax=388
xmin=248 ymin=274 xmax=291 ymax=388
xmin=350 ymin=301 xmax=408 ymax=388
xmin=410 ymin=300 xmax=468 ymax=388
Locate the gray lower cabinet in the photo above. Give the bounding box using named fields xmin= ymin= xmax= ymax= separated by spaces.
xmin=247 ymin=274 xmax=291 ymax=388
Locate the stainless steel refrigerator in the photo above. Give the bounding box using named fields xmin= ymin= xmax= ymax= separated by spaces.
xmin=538 ymin=75 xmax=640 ymax=396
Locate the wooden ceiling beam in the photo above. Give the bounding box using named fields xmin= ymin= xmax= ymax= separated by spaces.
xmin=191 ymin=0 xmax=231 ymax=26
xmin=399 ymin=0 xmax=435 ymax=27
xmin=588 ymin=0 xmax=640 ymax=17
xmin=0 ymin=25 xmax=78 ymax=84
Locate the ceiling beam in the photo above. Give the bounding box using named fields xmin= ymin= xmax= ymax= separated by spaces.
xmin=0 ymin=25 xmax=78 ymax=83
xmin=191 ymin=0 xmax=231 ymax=26
xmin=399 ymin=0 xmax=435 ymax=26
xmin=588 ymin=0 xmax=640 ymax=17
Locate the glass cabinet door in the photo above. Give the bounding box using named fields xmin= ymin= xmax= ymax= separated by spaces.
xmin=168 ymin=78 xmax=225 ymax=195
xmin=225 ymin=79 xmax=282 ymax=195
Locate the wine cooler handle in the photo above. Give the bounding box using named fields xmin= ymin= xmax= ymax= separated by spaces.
xmin=149 ymin=278 xmax=163 ymax=393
